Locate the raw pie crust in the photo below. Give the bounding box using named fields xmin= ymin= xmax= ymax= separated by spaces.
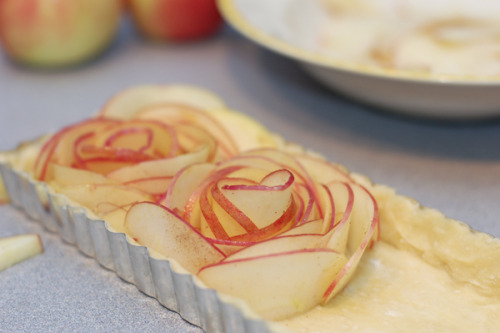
xmin=1 ymin=100 xmax=499 ymax=333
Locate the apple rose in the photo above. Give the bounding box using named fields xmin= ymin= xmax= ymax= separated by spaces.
xmin=124 ymin=148 xmax=379 ymax=320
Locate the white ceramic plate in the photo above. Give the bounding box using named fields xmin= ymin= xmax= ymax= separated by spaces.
xmin=218 ymin=0 xmax=500 ymax=119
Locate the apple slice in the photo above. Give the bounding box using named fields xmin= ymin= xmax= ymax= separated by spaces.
xmin=124 ymin=202 xmax=225 ymax=274
xmin=122 ymin=176 xmax=173 ymax=195
xmin=0 ymin=175 xmax=8 ymax=204
xmin=225 ymin=234 xmax=324 ymax=260
xmin=99 ymin=85 xmax=226 ymax=120
xmin=321 ymin=182 xmax=354 ymax=253
xmin=207 ymin=109 xmax=280 ymax=152
xmin=198 ymin=249 xmax=347 ymax=320
xmin=52 ymin=164 xmax=119 ymax=186
xmin=50 ymin=183 xmax=152 ymax=215
xmin=293 ymin=153 xmax=352 ymax=184
xmin=322 ymin=183 xmax=379 ymax=304
xmin=106 ymin=144 xmax=210 ymax=183
xmin=102 ymin=206 xmax=129 ymax=233
xmin=280 ymin=219 xmax=324 ymax=236
xmin=0 ymin=234 xmax=44 ymax=271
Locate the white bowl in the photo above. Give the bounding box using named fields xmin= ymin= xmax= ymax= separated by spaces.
xmin=218 ymin=0 xmax=500 ymax=119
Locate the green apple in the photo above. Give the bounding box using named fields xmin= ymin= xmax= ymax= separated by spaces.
xmin=0 ymin=0 xmax=122 ymax=68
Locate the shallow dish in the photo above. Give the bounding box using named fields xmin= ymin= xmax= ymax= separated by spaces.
xmin=218 ymin=0 xmax=500 ymax=119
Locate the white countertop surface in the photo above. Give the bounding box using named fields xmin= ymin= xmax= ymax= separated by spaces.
xmin=1 ymin=15 xmax=499 ymax=333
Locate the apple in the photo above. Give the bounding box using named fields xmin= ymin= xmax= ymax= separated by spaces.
xmin=0 ymin=234 xmax=44 ymax=271
xmin=127 ymin=0 xmax=222 ymax=41
xmin=0 ymin=0 xmax=122 ymax=68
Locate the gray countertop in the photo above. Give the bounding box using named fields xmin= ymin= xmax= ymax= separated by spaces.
xmin=1 ymin=16 xmax=499 ymax=333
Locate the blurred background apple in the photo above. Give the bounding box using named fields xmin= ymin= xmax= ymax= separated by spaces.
xmin=0 ymin=0 xmax=122 ymax=68
xmin=128 ymin=0 xmax=222 ymax=41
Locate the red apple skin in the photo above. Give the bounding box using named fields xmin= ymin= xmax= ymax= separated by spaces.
xmin=0 ymin=0 xmax=122 ymax=68
xmin=128 ymin=0 xmax=223 ymax=41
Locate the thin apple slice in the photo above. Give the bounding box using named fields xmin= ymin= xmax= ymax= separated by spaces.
xmin=293 ymin=153 xmax=352 ymax=184
xmin=124 ymin=202 xmax=225 ymax=274
xmin=0 ymin=234 xmax=44 ymax=271
xmin=50 ymin=183 xmax=152 ymax=215
xmin=102 ymin=205 xmax=130 ymax=233
xmin=208 ymin=109 xmax=280 ymax=152
xmin=106 ymin=145 xmax=210 ymax=183
xmin=280 ymin=219 xmax=324 ymax=236
xmin=52 ymin=164 xmax=119 ymax=186
xmin=322 ymin=183 xmax=379 ymax=304
xmin=99 ymin=85 xmax=226 ymax=119
xmin=162 ymin=163 xmax=216 ymax=214
xmin=226 ymin=234 xmax=324 ymax=260
xmin=0 ymin=175 xmax=8 ymax=204
xmin=123 ymin=176 xmax=173 ymax=195
xmin=321 ymin=182 xmax=354 ymax=253
xmin=198 ymin=249 xmax=347 ymax=320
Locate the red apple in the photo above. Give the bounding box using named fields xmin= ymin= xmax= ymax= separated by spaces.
xmin=127 ymin=0 xmax=223 ymax=41
xmin=0 ymin=0 xmax=122 ymax=68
